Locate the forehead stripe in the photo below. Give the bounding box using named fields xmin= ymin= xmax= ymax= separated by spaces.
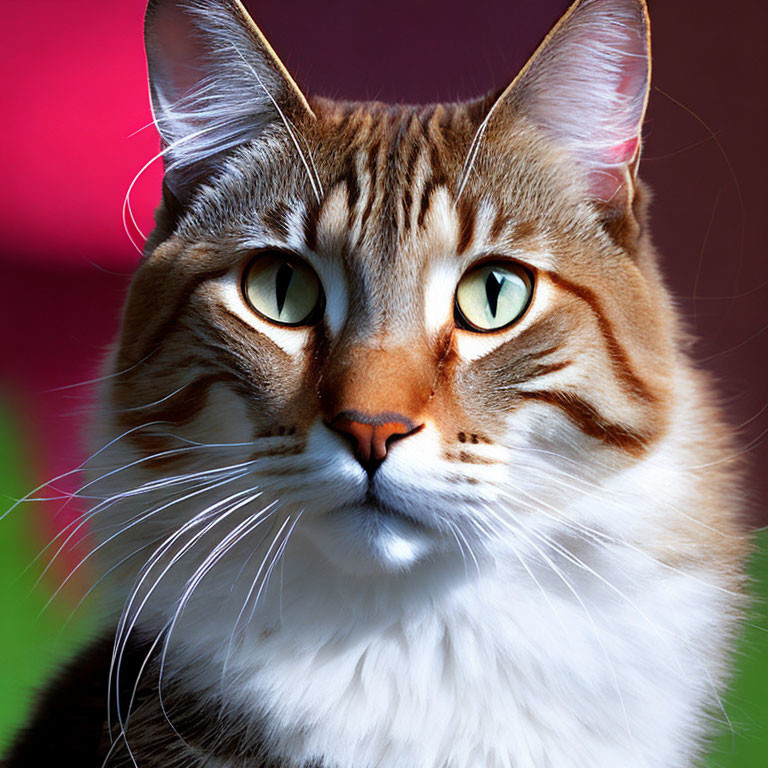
xmin=342 ymin=158 xmax=361 ymax=212
xmin=456 ymin=196 xmax=477 ymax=255
xmin=302 ymin=201 xmax=319 ymax=252
xmin=418 ymin=178 xmax=435 ymax=228
xmin=359 ymin=141 xmax=380 ymax=235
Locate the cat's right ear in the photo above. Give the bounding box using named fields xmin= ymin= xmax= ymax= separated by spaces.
xmin=487 ymin=0 xmax=650 ymax=221
xmin=144 ymin=0 xmax=314 ymax=201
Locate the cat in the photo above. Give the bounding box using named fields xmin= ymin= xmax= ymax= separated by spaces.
xmin=6 ymin=0 xmax=750 ymax=766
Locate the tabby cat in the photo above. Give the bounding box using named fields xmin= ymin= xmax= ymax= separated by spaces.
xmin=7 ymin=0 xmax=749 ymax=766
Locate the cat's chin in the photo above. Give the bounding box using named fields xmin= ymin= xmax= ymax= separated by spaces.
xmin=303 ymin=503 xmax=438 ymax=575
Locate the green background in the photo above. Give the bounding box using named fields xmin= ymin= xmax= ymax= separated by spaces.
xmin=0 ymin=403 xmax=765 ymax=764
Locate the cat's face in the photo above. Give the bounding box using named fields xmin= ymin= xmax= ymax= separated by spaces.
xmin=97 ymin=0 xmax=674 ymax=578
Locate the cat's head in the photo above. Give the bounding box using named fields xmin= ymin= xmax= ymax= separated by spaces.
xmin=97 ymin=0 xmax=678 ymax=580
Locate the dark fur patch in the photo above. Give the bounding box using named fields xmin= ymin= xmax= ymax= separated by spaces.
xmin=359 ymin=140 xmax=380 ymax=234
xmin=342 ymin=159 xmax=361 ymax=212
xmin=4 ymin=635 xmax=136 ymax=767
xmin=418 ymin=178 xmax=435 ymax=228
xmin=545 ymin=271 xmax=655 ymax=402
xmin=519 ymin=390 xmax=649 ymax=454
xmin=456 ymin=197 xmax=476 ymax=255
xmin=262 ymin=203 xmax=292 ymax=240
xmin=302 ymin=202 xmax=319 ymax=253
xmin=5 ymin=633 xmax=313 ymax=767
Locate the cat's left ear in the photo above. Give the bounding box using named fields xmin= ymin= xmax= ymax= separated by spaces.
xmin=496 ymin=0 xmax=650 ymax=215
xmin=144 ymin=0 xmax=314 ymax=200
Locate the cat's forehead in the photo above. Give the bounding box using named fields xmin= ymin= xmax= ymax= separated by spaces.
xmin=247 ymin=99 xmax=565 ymax=272
xmin=301 ymin=99 xmax=483 ymax=261
xmin=308 ymin=102 xmax=474 ymax=275
xmin=310 ymin=98 xmax=482 ymax=174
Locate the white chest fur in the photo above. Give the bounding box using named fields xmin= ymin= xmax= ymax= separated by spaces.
xmin=167 ymin=530 xmax=729 ymax=768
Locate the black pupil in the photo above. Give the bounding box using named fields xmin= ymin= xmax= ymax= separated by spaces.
xmin=485 ymin=270 xmax=505 ymax=318
xmin=275 ymin=262 xmax=294 ymax=315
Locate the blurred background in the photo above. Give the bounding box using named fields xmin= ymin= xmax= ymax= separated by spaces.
xmin=1 ymin=0 xmax=766 ymax=763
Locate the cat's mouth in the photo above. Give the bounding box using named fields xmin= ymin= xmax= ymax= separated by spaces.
xmin=306 ymin=488 xmax=437 ymax=572
xmin=362 ymin=490 xmax=427 ymax=529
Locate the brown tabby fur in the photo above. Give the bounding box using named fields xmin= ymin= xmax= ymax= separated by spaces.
xmin=6 ymin=0 xmax=750 ymax=766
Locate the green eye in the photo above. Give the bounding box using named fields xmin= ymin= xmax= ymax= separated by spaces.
xmin=455 ymin=262 xmax=533 ymax=332
xmin=243 ymin=252 xmax=322 ymax=326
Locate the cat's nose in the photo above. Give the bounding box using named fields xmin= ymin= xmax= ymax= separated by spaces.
xmin=326 ymin=411 xmax=422 ymax=475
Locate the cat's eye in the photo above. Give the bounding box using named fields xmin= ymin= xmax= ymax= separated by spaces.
xmin=243 ymin=252 xmax=323 ymax=327
xmin=454 ymin=262 xmax=533 ymax=332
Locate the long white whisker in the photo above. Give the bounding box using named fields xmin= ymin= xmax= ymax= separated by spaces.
xmin=242 ymin=515 xmax=296 ymax=630
xmin=514 ymin=493 xmax=734 ymax=735
xmin=28 ymin=455 xmax=258 ymax=590
xmin=114 ymin=382 xmax=192 ymax=413
xmin=123 ymin=117 xmax=245 ymax=253
xmin=507 ymin=465 xmax=745 ymax=596
xmin=108 ymin=482 xmax=258 ymax=737
xmin=43 ymin=351 xmax=156 ymax=393
xmin=57 ymin=541 xmax=158 ymax=637
xmin=222 ymin=514 xmax=294 ymax=676
xmin=444 ymin=519 xmax=470 ymax=578
xmin=1 ymin=419 xmax=171 ymax=522
xmin=454 ymin=92 xmax=508 ymax=205
xmin=230 ymin=44 xmax=322 ymax=204
xmin=477 ymin=509 xmax=572 ymax=636
xmin=156 ymin=499 xmax=278 ymax=733
xmin=39 ymin=470 xmax=253 ymax=615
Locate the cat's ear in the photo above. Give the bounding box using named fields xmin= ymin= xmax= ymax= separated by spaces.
xmin=498 ymin=0 xmax=650 ymax=212
xmin=144 ymin=0 xmax=314 ymax=200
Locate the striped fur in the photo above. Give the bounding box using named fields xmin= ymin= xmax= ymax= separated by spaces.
xmin=25 ymin=1 xmax=750 ymax=767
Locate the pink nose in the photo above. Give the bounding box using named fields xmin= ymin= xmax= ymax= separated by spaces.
xmin=327 ymin=411 xmax=422 ymax=474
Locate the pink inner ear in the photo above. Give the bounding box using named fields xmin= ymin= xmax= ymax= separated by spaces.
xmin=589 ymin=135 xmax=641 ymax=204
xmin=514 ymin=0 xmax=650 ymax=206
xmin=605 ymin=137 xmax=639 ymax=165
xmin=588 ymin=167 xmax=630 ymax=205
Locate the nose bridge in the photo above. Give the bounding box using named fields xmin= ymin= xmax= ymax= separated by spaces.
xmin=320 ymin=337 xmax=436 ymax=423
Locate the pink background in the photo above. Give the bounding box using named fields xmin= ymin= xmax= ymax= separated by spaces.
xmin=1 ymin=0 xmax=766 ymax=529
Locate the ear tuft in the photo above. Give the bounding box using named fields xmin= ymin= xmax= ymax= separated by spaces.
xmin=505 ymin=0 xmax=651 ymax=207
xmin=145 ymin=0 xmax=313 ymax=199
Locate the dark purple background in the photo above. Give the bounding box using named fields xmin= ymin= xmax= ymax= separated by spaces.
xmin=2 ymin=0 xmax=766 ymax=528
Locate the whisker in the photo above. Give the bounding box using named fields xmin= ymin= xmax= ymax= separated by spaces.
xmin=123 ymin=120 xmax=238 ymax=253
xmin=222 ymin=513 xmax=296 ymax=680
xmin=454 ymin=94 xmax=504 ymax=204
xmin=108 ymin=483 xmax=260 ymax=736
xmin=57 ymin=541 xmax=158 ymax=638
xmin=444 ymin=519 xmax=470 ymax=579
xmin=242 ymin=514 xmax=297 ymax=632
xmin=505 ymin=473 xmax=744 ymax=598
xmin=474 ymin=507 xmax=571 ymax=636
xmin=526 ymin=522 xmax=734 ymax=737
xmin=38 ymin=470 xmax=254 ymax=615
xmin=114 ymin=382 xmax=192 ymax=413
xmin=1 ymin=420 xmax=170 ymax=521
xmin=42 ymin=350 xmax=156 ymax=393
xmin=152 ymin=495 xmax=273 ymax=742
xmin=230 ymin=44 xmax=322 ymax=204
